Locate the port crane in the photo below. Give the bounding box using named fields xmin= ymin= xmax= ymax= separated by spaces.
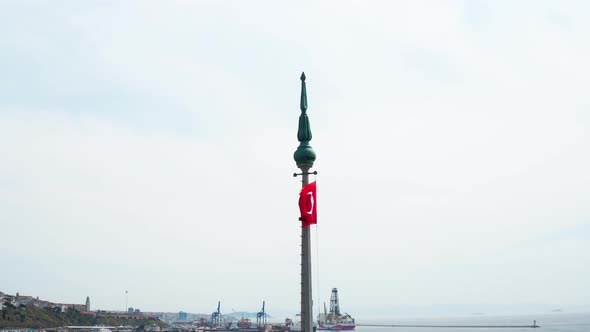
xmin=211 ymin=301 xmax=221 ymax=327
xmin=256 ymin=301 xmax=267 ymax=327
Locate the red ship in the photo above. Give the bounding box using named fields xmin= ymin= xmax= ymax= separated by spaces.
xmin=317 ymin=288 xmax=355 ymax=330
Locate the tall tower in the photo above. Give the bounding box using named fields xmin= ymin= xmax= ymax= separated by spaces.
xmin=85 ymin=296 xmax=90 ymax=311
xmin=294 ymin=72 xmax=316 ymax=332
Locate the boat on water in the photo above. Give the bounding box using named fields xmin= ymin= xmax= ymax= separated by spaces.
xmin=317 ymin=288 xmax=355 ymax=330
xmin=286 ymin=321 xmax=316 ymax=332
xmin=318 ymin=316 xmax=355 ymax=331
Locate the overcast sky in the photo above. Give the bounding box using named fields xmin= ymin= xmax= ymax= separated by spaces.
xmin=1 ymin=0 xmax=589 ymax=319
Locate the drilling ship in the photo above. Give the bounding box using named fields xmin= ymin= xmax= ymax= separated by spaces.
xmin=317 ymin=288 xmax=355 ymax=330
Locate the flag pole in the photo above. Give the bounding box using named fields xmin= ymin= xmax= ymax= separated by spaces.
xmin=293 ymin=72 xmax=316 ymax=332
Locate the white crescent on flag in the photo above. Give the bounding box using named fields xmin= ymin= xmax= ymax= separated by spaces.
xmin=307 ymin=191 xmax=314 ymax=214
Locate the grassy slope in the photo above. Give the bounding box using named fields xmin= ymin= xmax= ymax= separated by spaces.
xmin=0 ymin=304 xmax=166 ymax=329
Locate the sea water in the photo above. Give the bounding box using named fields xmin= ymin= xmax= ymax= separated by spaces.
xmin=355 ymin=313 xmax=589 ymax=332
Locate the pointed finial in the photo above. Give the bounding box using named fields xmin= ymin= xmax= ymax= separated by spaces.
xmin=300 ymin=72 xmax=307 ymax=114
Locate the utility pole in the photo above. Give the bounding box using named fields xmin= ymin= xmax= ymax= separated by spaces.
xmin=293 ymin=72 xmax=316 ymax=332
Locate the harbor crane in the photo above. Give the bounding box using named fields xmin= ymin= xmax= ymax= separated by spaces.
xmin=211 ymin=301 xmax=221 ymax=327
xmin=256 ymin=301 xmax=267 ymax=327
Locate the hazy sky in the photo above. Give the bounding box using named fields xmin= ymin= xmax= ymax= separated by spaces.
xmin=1 ymin=0 xmax=589 ymax=319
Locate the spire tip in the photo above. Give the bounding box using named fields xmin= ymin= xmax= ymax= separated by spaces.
xmin=300 ymin=72 xmax=306 ymax=81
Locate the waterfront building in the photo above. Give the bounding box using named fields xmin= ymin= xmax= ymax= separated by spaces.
xmin=97 ymin=312 xmax=158 ymax=320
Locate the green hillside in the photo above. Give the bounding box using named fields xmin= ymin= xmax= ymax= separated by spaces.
xmin=0 ymin=303 xmax=165 ymax=329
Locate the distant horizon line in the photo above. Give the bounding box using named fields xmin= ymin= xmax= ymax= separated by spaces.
xmin=3 ymin=290 xmax=589 ymax=318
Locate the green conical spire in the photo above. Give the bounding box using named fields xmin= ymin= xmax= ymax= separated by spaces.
xmin=294 ymin=72 xmax=316 ymax=166
xmin=300 ymin=72 xmax=307 ymax=114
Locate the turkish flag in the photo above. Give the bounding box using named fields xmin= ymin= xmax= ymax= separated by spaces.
xmin=299 ymin=181 xmax=317 ymax=227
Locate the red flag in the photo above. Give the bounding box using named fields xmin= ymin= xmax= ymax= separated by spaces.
xmin=299 ymin=181 xmax=317 ymax=227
